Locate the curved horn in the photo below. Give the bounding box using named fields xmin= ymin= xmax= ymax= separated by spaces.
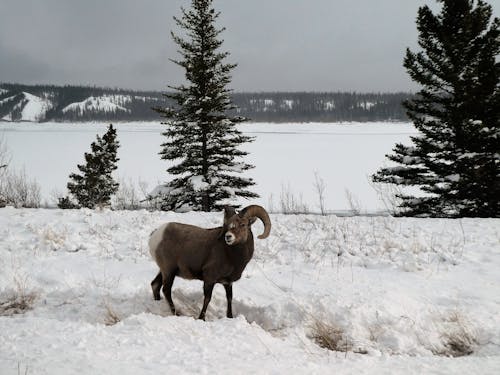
xmin=240 ymin=205 xmax=271 ymax=239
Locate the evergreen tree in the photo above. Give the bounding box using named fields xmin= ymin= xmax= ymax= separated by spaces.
xmin=373 ymin=0 xmax=499 ymax=217
xmin=154 ymin=0 xmax=257 ymax=212
xmin=60 ymin=124 xmax=120 ymax=208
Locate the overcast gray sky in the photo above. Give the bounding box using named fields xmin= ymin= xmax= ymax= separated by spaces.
xmin=0 ymin=0 xmax=498 ymax=92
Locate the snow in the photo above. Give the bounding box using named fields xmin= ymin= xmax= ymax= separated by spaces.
xmin=148 ymin=184 xmax=173 ymax=198
xmin=402 ymin=155 xmax=420 ymax=164
xmin=445 ymin=174 xmax=460 ymax=182
xmin=0 ymin=95 xmax=17 ymax=105
xmin=2 ymin=101 xmax=24 ymax=122
xmin=21 ymin=92 xmax=50 ymax=122
xmin=282 ymin=99 xmax=294 ymax=109
xmin=189 ymin=175 xmax=209 ymax=191
xmin=324 ymin=100 xmax=335 ymax=110
xmin=0 ymin=92 xmax=52 ymax=122
xmin=134 ymin=95 xmax=159 ymax=103
xmin=20 ymin=92 xmax=53 ymax=122
xmin=0 ymin=121 xmax=417 ymax=212
xmin=458 ymin=153 xmax=480 ymax=159
xmin=62 ymin=96 xmax=131 ymax=114
xmin=0 ymin=208 xmax=499 ymax=374
xmin=360 ymin=101 xmax=376 ymax=110
xmin=216 ymin=162 xmax=246 ymax=173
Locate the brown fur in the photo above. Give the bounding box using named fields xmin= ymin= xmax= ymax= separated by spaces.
xmin=150 ymin=205 xmax=271 ymax=320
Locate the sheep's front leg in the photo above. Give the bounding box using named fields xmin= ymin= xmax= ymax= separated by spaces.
xmin=224 ymin=283 xmax=233 ymax=318
xmin=198 ymin=282 xmax=214 ymax=320
xmin=162 ymin=271 xmax=177 ymax=315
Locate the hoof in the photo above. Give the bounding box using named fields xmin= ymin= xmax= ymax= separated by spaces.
xmin=170 ymin=308 xmax=182 ymax=316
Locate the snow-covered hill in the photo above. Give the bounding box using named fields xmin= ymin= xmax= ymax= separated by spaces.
xmin=0 ymin=92 xmax=52 ymax=122
xmin=62 ymin=95 xmax=131 ymax=115
xmin=0 ymin=84 xmax=411 ymax=123
xmin=1 ymin=208 xmax=499 ymax=374
xmin=0 ymin=88 xmax=146 ymax=122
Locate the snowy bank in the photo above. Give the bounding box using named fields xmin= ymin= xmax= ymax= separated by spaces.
xmin=0 ymin=208 xmax=499 ymax=374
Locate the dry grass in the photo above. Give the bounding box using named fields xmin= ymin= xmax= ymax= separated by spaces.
xmin=0 ymin=292 xmax=37 ymax=316
xmin=0 ymin=275 xmax=38 ymax=316
xmin=309 ymin=319 xmax=352 ymax=353
xmin=103 ymin=301 xmax=122 ymax=326
xmin=433 ymin=311 xmax=479 ymax=357
xmin=17 ymin=362 xmax=29 ymax=375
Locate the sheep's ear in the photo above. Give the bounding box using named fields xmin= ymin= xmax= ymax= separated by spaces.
xmin=248 ymin=217 xmax=257 ymax=225
xmin=223 ymin=205 xmax=236 ymax=224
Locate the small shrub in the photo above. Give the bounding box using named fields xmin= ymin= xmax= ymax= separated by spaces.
xmin=345 ymin=188 xmax=362 ymax=216
xmin=0 ymin=167 xmax=41 ymax=208
xmin=57 ymin=196 xmax=79 ymax=209
xmin=112 ymin=178 xmax=142 ymax=210
xmin=313 ymin=171 xmax=327 ymax=215
xmin=368 ymin=179 xmax=404 ymax=216
xmin=279 ymin=183 xmax=309 ymax=214
xmin=39 ymin=226 xmax=68 ymax=250
xmin=142 ymin=184 xmax=175 ymax=211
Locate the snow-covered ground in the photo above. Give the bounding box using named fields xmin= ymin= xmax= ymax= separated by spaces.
xmin=0 ymin=121 xmax=416 ymax=212
xmin=1 ymin=208 xmax=499 ymax=374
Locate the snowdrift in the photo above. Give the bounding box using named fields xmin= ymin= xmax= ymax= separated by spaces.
xmin=0 ymin=208 xmax=499 ymax=374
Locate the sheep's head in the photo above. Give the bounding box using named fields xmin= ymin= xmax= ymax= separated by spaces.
xmin=223 ymin=205 xmax=271 ymax=245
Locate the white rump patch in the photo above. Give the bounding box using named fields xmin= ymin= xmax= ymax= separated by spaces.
xmin=148 ymin=223 xmax=169 ymax=261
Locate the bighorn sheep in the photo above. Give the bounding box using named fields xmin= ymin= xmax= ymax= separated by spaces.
xmin=149 ymin=205 xmax=271 ymax=320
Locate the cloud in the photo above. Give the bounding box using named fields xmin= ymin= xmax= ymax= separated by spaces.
xmin=0 ymin=41 xmax=53 ymax=83
xmin=2 ymin=0 xmax=495 ymax=91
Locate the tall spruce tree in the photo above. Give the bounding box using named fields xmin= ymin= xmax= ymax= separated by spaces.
xmin=154 ymin=0 xmax=257 ymax=212
xmin=61 ymin=124 xmax=120 ymax=209
xmin=373 ymin=0 xmax=499 ymax=217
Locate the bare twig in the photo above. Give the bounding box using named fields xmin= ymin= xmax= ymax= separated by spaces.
xmin=313 ymin=171 xmax=327 ymax=215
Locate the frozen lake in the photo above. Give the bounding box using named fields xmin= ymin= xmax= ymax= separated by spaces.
xmin=0 ymin=121 xmax=416 ymax=211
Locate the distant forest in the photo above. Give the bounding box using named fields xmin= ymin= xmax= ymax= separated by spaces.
xmin=0 ymin=83 xmax=413 ymax=122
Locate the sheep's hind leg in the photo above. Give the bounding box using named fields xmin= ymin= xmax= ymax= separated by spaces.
xmin=151 ymin=272 xmax=163 ymax=300
xmin=198 ymin=282 xmax=215 ymax=321
xmin=162 ymin=271 xmax=177 ymax=315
